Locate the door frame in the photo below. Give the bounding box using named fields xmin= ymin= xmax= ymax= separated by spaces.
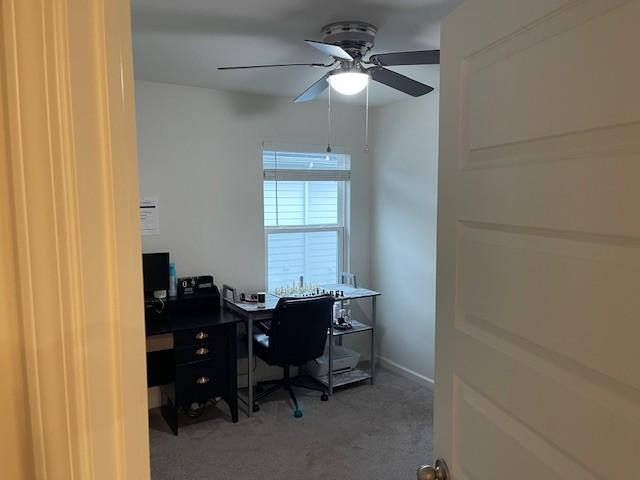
xmin=1 ymin=0 xmax=150 ymax=478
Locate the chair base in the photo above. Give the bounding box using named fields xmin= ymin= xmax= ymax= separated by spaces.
xmin=254 ymin=367 xmax=328 ymax=418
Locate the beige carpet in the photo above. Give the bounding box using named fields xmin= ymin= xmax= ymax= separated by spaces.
xmin=149 ymin=368 xmax=433 ymax=480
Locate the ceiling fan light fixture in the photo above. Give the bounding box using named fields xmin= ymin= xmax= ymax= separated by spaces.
xmin=328 ymin=71 xmax=369 ymax=96
xmin=219 ymin=21 xmax=439 ymax=102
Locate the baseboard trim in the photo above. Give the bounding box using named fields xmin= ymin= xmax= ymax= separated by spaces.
xmin=377 ymin=355 xmax=434 ymax=389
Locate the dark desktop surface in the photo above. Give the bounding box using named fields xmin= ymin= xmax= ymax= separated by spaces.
xmin=146 ymin=305 xmax=243 ymax=335
xmin=145 ymin=291 xmax=243 ymax=336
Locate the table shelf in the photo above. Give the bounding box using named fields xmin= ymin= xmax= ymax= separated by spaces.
xmin=329 ymin=319 xmax=372 ymax=336
xmin=315 ymin=367 xmax=372 ymax=388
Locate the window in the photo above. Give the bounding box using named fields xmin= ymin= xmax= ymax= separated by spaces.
xmin=263 ymin=149 xmax=350 ymax=291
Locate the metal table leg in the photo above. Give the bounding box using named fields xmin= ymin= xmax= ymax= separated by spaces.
xmin=247 ymin=315 xmax=254 ymax=416
xmin=328 ymin=320 xmax=334 ymax=395
xmin=371 ymin=296 xmax=377 ymax=385
xmin=338 ymin=299 xmax=344 ymax=346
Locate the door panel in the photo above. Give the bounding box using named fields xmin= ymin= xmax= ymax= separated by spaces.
xmin=453 ymin=377 xmax=591 ymax=480
xmin=436 ymin=1 xmax=640 ymax=478
xmin=466 ymin=2 xmax=640 ymax=148
xmin=459 ymin=224 xmax=640 ymax=386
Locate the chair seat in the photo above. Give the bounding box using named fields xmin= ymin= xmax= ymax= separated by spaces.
xmin=253 ymin=332 xmax=274 ymax=365
xmin=254 ymin=332 xmax=269 ymax=348
xmin=253 ymin=295 xmax=334 ymax=369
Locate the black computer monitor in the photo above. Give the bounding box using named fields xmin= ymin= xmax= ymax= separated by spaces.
xmin=142 ymin=252 xmax=169 ymax=293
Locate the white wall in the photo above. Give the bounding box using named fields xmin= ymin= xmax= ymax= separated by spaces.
xmin=136 ymin=79 xmax=439 ymax=401
xmin=370 ymin=91 xmax=439 ymax=386
xmin=136 ymin=80 xmax=371 ymax=293
xmin=135 ymin=80 xmax=373 ymax=404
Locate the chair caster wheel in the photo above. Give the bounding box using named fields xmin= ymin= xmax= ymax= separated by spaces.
xmin=294 ymin=409 xmax=303 ymax=418
xmin=252 ymin=403 xmax=260 ymax=412
xmin=321 ymin=393 xmax=329 ymax=401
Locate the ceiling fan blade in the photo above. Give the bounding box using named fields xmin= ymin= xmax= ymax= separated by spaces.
xmin=369 ymin=50 xmax=440 ymax=66
xmin=305 ymin=40 xmax=353 ymax=61
xmin=218 ymin=62 xmax=330 ymax=70
xmin=369 ymin=68 xmax=434 ymax=97
xmin=294 ymin=74 xmax=330 ymax=103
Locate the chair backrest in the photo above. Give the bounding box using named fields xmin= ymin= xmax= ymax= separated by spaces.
xmin=268 ymin=295 xmax=334 ymax=367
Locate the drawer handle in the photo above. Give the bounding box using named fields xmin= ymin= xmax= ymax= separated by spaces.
xmin=195 ymin=331 xmax=208 ymax=340
xmin=195 ymin=347 xmax=209 ymax=356
xmin=196 ymin=376 xmax=210 ymax=385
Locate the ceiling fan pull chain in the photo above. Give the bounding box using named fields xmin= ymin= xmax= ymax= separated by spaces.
xmin=364 ymin=81 xmax=369 ymax=154
xmin=327 ymin=86 xmax=332 ymax=153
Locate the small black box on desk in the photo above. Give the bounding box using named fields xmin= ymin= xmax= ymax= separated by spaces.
xmin=168 ymin=285 xmax=220 ymax=315
xmin=197 ymin=275 xmax=215 ymax=294
xmin=178 ymin=277 xmax=197 ymax=297
xmin=177 ymin=275 xmax=215 ymax=296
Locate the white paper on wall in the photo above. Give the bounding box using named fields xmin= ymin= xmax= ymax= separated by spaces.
xmin=140 ymin=196 xmax=160 ymax=235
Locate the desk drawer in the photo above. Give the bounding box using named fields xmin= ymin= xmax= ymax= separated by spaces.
xmin=174 ymin=326 xmax=222 ymax=347
xmin=175 ymin=361 xmax=226 ymax=404
xmin=175 ymin=343 xmax=219 ymax=364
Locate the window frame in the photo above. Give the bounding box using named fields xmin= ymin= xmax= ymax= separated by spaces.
xmin=261 ymin=145 xmax=351 ymax=291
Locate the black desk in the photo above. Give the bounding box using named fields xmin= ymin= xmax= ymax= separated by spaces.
xmin=146 ymin=293 xmax=242 ymax=435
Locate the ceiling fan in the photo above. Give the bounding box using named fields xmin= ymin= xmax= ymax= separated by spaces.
xmin=218 ymin=21 xmax=439 ymax=102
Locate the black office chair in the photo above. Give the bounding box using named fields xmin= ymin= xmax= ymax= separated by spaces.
xmin=253 ymin=295 xmax=334 ymax=418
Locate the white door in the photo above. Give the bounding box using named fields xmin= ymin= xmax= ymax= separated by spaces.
xmin=434 ymin=0 xmax=640 ymax=478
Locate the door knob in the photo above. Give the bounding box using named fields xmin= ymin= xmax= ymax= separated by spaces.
xmin=417 ymin=459 xmax=450 ymax=480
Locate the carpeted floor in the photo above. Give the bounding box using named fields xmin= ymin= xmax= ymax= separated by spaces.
xmin=149 ymin=368 xmax=433 ymax=480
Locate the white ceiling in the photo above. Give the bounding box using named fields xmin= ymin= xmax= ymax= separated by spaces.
xmin=131 ymin=0 xmax=463 ymax=106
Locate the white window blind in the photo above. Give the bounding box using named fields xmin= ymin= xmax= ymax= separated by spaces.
xmin=267 ymin=230 xmax=339 ymax=289
xmin=263 ymin=181 xmax=338 ymax=227
xmin=263 ymin=150 xmax=350 ymax=182
xmin=263 ymin=149 xmax=349 ymax=291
